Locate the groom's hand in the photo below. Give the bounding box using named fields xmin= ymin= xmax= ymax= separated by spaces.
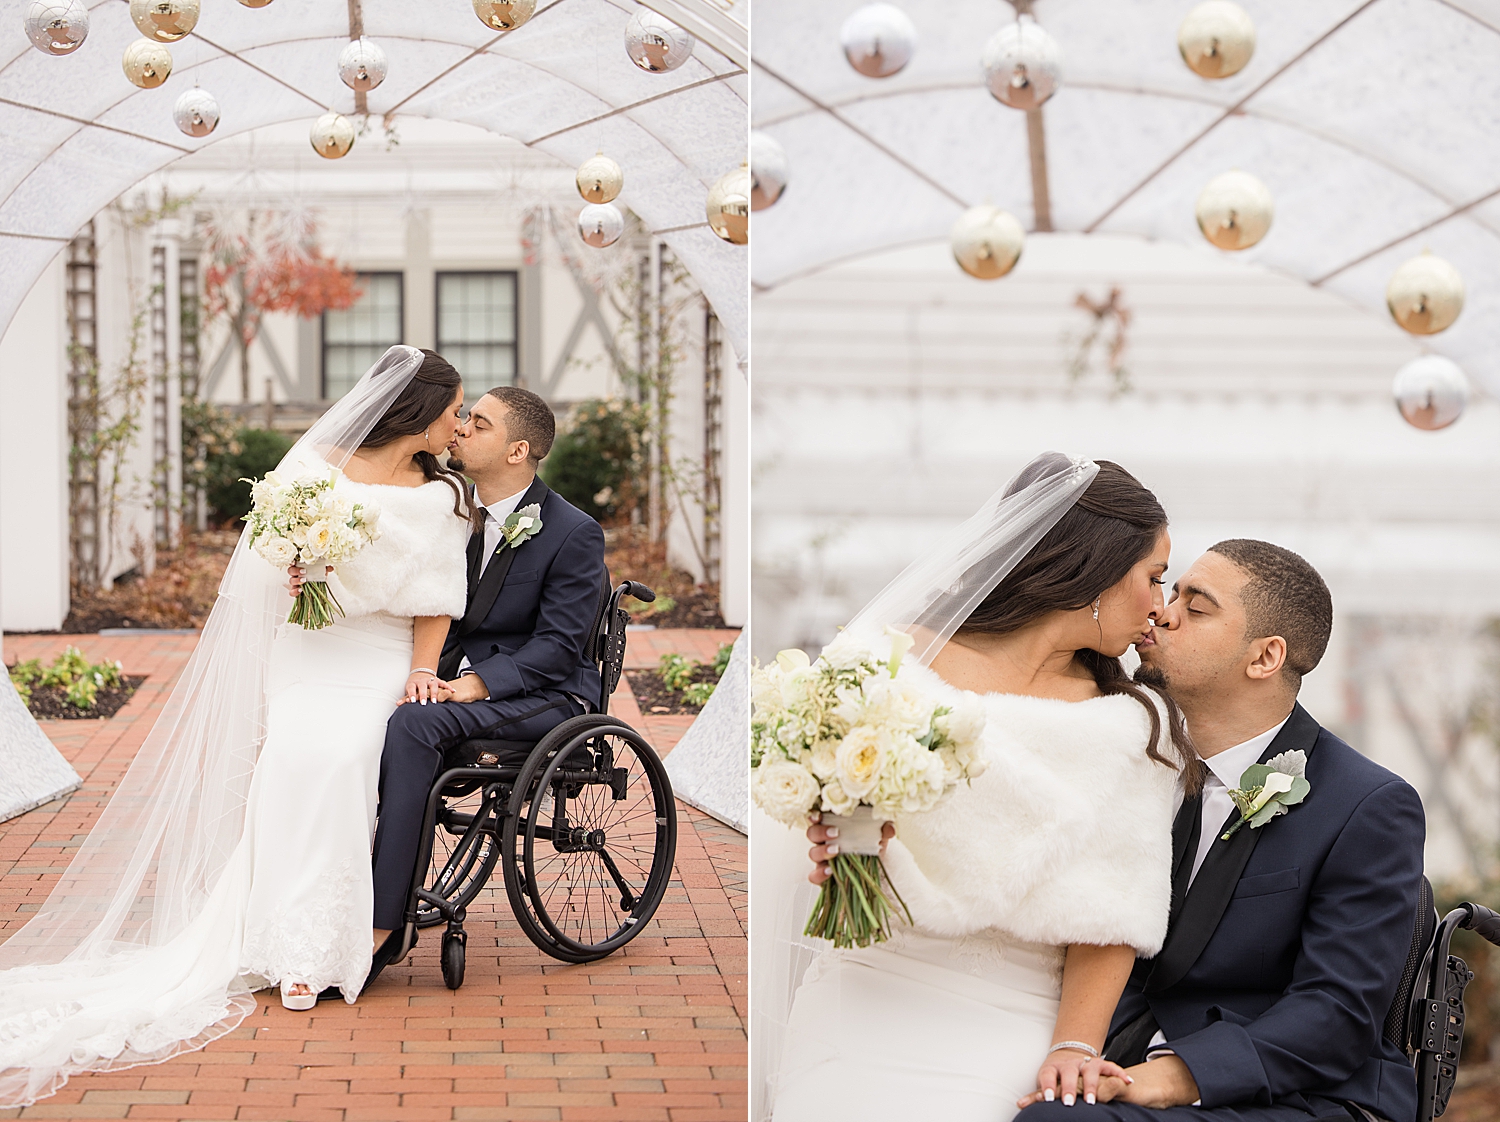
xmin=443 ymin=673 xmax=490 ymax=704
xmin=1113 ymin=1055 xmax=1200 ymax=1109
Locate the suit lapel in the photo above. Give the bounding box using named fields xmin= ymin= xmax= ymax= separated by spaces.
xmin=457 ymin=476 xmax=549 ymax=638
xmin=1145 ymin=704 xmax=1320 ymax=995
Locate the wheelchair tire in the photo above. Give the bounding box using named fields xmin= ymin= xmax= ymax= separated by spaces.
xmin=501 ymin=715 xmax=677 ymax=963
xmin=441 ymin=929 xmax=466 ymax=991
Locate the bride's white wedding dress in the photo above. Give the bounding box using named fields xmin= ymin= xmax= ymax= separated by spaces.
xmin=0 ymin=475 xmax=466 ymax=1105
xmin=763 ymin=662 xmax=1179 ymax=1122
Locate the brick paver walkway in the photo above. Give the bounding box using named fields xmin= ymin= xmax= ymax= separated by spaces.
xmin=1 ymin=632 xmax=746 ymax=1122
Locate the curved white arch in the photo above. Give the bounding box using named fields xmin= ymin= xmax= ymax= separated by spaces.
xmin=0 ymin=0 xmax=747 ymax=356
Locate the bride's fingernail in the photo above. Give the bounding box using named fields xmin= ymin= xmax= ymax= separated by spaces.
xmin=825 ymin=827 xmax=838 ymax=838
xmin=1063 ymin=1093 xmax=1074 ymax=1106
xmin=1124 ymin=1076 xmax=1134 ymax=1084
xmin=1043 ymin=1090 xmax=1054 ymax=1103
xmin=1086 ymin=1093 xmax=1096 ymax=1105
xmin=826 ymin=844 xmax=839 ymax=856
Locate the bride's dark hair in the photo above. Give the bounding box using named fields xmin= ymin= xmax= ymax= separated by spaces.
xmin=360 ymin=349 xmax=479 ymax=527
xmin=956 ymin=455 xmax=1200 ymax=792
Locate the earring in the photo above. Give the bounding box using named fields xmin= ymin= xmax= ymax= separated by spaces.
xmin=1092 ymin=598 xmax=1100 ymax=621
xmin=423 ymin=427 xmax=431 ymax=449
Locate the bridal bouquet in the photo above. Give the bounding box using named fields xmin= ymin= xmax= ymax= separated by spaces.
xmin=242 ymin=468 xmax=381 ymax=630
xmin=751 ymin=628 xmax=987 ymax=948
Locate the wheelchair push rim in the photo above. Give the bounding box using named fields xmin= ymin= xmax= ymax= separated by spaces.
xmin=502 ymin=717 xmax=677 ymax=962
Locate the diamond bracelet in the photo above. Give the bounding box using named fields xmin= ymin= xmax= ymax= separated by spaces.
xmin=1047 ymin=1041 xmax=1101 ymax=1059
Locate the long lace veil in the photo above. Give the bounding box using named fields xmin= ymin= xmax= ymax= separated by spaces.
xmin=0 ymin=345 xmax=426 ymax=1105
xmin=749 ymin=451 xmax=1100 ymax=1121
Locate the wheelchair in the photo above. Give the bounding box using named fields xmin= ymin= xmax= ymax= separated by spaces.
xmin=385 ymin=578 xmax=678 ymax=989
xmin=1384 ymin=878 xmax=1500 ymax=1121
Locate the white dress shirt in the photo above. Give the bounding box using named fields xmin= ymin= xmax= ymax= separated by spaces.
xmin=456 ymin=485 xmax=531 ymax=675
xmin=1146 ymin=713 xmax=1294 ymax=1075
xmin=478 ymin=484 xmax=532 ymax=577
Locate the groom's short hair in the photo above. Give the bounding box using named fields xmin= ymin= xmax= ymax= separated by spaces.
xmin=1209 ymin=539 xmax=1333 ymax=692
xmin=485 ymin=386 xmax=555 ymax=465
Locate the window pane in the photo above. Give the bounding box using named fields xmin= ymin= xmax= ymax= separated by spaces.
xmin=323 ymin=274 xmax=403 ymax=399
xmin=436 ymin=272 xmax=517 ymax=386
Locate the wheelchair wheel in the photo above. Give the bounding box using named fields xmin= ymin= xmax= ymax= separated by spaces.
xmin=441 ymin=929 xmax=466 ymax=990
xmin=416 ymin=783 xmax=502 ymax=929
xmin=501 ymin=716 xmax=677 ymax=963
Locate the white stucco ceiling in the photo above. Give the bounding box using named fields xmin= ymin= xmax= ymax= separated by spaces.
xmin=0 ymin=0 xmax=747 ymax=358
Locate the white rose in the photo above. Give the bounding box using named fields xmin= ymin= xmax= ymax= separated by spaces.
xmin=256 ymin=535 xmax=298 ymax=567
xmin=820 ymin=632 xmax=874 ymax=672
xmin=834 ymin=725 xmax=887 ymax=799
xmin=302 ymin=519 xmax=335 ymax=558
xmin=809 ymin=737 xmax=839 ymax=780
xmin=752 ymin=758 xmax=822 ymax=828
xmin=938 ymin=697 xmax=986 ymax=749
xmin=820 ymin=778 xmax=859 ymax=817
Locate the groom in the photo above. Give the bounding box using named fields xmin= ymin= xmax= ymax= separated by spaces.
xmin=367 ymin=385 xmax=607 ymax=951
xmin=1018 ymin=540 xmax=1424 ymax=1122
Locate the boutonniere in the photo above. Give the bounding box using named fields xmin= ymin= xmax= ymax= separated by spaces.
xmin=497 ymin=504 xmax=543 ymax=552
xmin=1221 ymin=750 xmax=1311 ymax=840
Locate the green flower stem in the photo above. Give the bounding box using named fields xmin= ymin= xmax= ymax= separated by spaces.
xmin=803 ymin=853 xmax=913 ymax=949
xmin=287 ymin=581 xmax=344 ymax=630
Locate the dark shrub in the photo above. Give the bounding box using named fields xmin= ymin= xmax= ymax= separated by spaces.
xmin=207 ymin=427 xmax=294 ymax=523
xmin=542 ymin=398 xmax=646 ymax=522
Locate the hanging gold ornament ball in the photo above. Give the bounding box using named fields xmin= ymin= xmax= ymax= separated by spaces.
xmin=129 ymin=0 xmax=198 ymax=43
xmin=338 ymin=37 xmax=388 ymax=92
xmin=173 ymin=87 xmax=219 ymax=136
xmin=625 ymin=10 xmax=695 ymax=73
xmin=1195 ymin=170 xmax=1273 ymax=251
xmin=840 ymin=3 xmax=916 ymax=79
xmin=750 ymin=130 xmax=788 ymax=211
xmin=951 ymin=205 xmax=1024 ymax=279
xmin=122 ymin=38 xmax=173 ymax=88
xmin=578 ymin=203 xmax=624 ymax=248
xmin=1179 ymin=1 xmax=1255 ymax=79
xmin=310 ymin=112 xmax=355 ymax=159
xmin=472 ymin=0 xmax=535 ymax=31
xmin=1392 ymin=355 xmax=1469 ymax=430
xmin=706 ymin=165 xmax=750 ymax=245
xmin=1386 ymin=251 xmax=1465 ymax=335
xmin=576 ymin=154 xmax=623 ymax=205
xmin=981 ymin=16 xmax=1062 ymax=111
xmin=24 ymin=0 xmax=89 ymax=56
xmin=237 ymin=0 xmax=274 ymax=6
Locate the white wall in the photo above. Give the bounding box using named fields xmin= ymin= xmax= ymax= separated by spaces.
xmin=0 ymin=252 xmax=69 ymax=631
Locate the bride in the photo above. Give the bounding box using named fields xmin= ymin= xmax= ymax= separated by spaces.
xmin=0 ymin=346 xmax=473 ymax=1107
xmin=753 ymin=453 xmax=1199 ymax=1122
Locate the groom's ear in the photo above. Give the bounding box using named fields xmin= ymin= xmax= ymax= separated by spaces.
xmin=1244 ymin=634 xmax=1288 ymax=682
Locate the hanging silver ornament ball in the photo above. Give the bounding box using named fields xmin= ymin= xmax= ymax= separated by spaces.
xmin=310 ymin=112 xmax=355 ymax=159
xmin=576 ymin=154 xmax=623 ymax=205
xmin=707 ymin=165 xmax=750 ymax=245
xmin=1392 ymin=355 xmax=1469 ymax=431
xmin=129 ymin=0 xmax=199 ymax=44
xmin=750 ymin=131 xmax=788 ymax=211
xmin=338 ymin=37 xmax=388 ymax=92
xmin=1387 ymin=251 xmax=1465 ymax=335
xmin=951 ymin=205 xmax=1024 ymax=280
xmin=981 ymin=16 xmax=1062 ymax=110
xmin=1195 ymin=169 xmax=1273 ymax=251
xmin=840 ymin=3 xmax=915 ymax=79
xmin=579 ymin=203 xmax=624 ymax=249
xmin=24 ymin=0 xmax=88 ymax=56
xmin=1179 ymin=1 xmax=1255 ymax=80
xmin=173 ymin=87 xmax=219 ymax=137
xmin=625 ymin=9 xmax=695 ymax=73
xmin=473 ymin=0 xmax=535 ymax=30
xmin=122 ymin=38 xmax=173 ymax=88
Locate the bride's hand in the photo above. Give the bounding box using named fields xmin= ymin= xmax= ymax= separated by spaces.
xmin=402 ymin=671 xmax=454 ymax=706
xmin=804 ymin=813 xmax=895 ymax=885
xmin=285 ymin=564 xmax=331 ymax=598
xmin=1017 ymin=1051 xmax=1132 ymax=1109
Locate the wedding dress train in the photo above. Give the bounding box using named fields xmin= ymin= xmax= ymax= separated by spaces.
xmin=0 ymin=475 xmax=466 ymax=1106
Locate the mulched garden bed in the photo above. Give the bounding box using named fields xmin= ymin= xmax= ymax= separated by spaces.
xmin=19 ymin=676 xmax=146 ymax=721
xmin=605 ymin=525 xmax=726 ymax=629
xmin=60 ymin=530 xmax=239 ymax=633
xmin=626 ymin=665 xmax=720 ymax=715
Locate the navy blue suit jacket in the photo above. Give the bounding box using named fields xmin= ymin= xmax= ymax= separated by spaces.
xmin=444 ymin=477 xmax=606 ymax=707
xmin=1111 ymin=704 xmax=1425 ymax=1121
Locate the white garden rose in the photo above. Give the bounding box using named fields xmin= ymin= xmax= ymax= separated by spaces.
xmin=809 ymin=737 xmax=839 ymax=780
xmin=819 ymin=777 xmax=859 ymax=817
xmin=302 ymin=519 xmax=335 ymax=558
xmin=752 ymin=758 xmax=822 ymax=827
xmin=834 ymin=725 xmax=888 ymax=798
xmin=256 ymin=535 xmax=298 ymax=567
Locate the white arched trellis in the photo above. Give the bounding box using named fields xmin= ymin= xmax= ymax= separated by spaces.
xmin=752 ymin=0 xmax=1500 ymax=395
xmin=0 ymin=0 xmax=747 ymax=358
